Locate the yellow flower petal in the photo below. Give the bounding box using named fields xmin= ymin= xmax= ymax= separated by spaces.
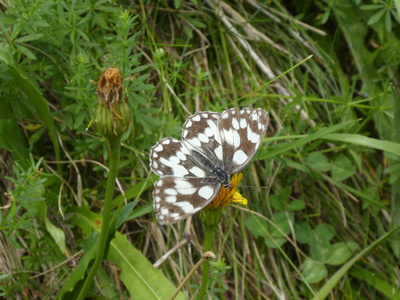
xmin=231 ymin=191 xmax=248 ymax=206
xmin=207 ymin=173 xmax=247 ymax=209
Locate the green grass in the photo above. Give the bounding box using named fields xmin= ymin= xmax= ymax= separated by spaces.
xmin=1 ymin=0 xmax=400 ymax=299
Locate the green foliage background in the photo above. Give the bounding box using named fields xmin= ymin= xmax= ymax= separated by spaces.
xmin=1 ymin=0 xmax=400 ymax=299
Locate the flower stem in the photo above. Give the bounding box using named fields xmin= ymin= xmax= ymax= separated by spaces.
xmin=197 ymin=224 xmax=215 ymax=300
xmin=77 ymin=136 xmax=121 ymax=300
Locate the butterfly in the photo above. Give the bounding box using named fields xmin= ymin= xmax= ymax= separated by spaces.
xmin=149 ymin=106 xmax=269 ymax=225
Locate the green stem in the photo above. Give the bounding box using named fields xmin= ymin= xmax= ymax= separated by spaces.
xmin=197 ymin=224 xmax=215 ymax=300
xmin=77 ymin=136 xmax=121 ymax=300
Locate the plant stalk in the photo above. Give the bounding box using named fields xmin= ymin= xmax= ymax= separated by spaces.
xmin=77 ymin=136 xmax=121 ymax=300
xmin=197 ymin=224 xmax=215 ymax=300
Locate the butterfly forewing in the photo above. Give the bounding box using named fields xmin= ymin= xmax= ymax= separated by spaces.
xmin=181 ymin=111 xmax=224 ymax=167
xmin=218 ymin=107 xmax=269 ymax=174
xmin=153 ymin=177 xmax=221 ymax=225
xmin=150 ymin=137 xmax=210 ymax=178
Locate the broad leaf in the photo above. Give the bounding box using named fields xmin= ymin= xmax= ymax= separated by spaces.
xmin=65 ymin=206 xmax=186 ymax=299
xmin=108 ymin=233 xmax=186 ymax=300
xmin=326 ymin=242 xmax=358 ymax=265
xmin=332 ymin=156 xmax=356 ymax=181
xmin=307 ymin=152 xmax=331 ymax=172
xmin=302 ymin=259 xmax=328 ymax=284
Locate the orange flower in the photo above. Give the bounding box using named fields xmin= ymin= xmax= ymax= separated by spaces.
xmin=207 ymin=173 xmax=248 ymax=209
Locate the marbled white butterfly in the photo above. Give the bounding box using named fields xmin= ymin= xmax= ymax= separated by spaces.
xmin=150 ymin=106 xmax=269 ymax=225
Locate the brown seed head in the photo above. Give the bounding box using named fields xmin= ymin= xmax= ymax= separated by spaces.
xmin=95 ymin=68 xmax=123 ymax=107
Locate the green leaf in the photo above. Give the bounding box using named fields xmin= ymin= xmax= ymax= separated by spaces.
xmin=302 ymin=259 xmax=328 ymax=284
xmin=127 ymin=201 xmax=154 ymax=221
xmin=245 ymin=212 xmax=294 ymax=248
xmin=0 ymin=49 xmax=60 ymax=168
xmin=108 ymin=233 xmax=187 ymax=300
xmin=325 ymin=242 xmax=358 ymax=265
xmin=395 ymin=0 xmax=400 ymax=24
xmin=19 ymin=200 xmax=66 ymax=254
xmin=11 ymin=161 xmax=66 ymax=254
xmin=15 ymin=34 xmax=43 ymax=43
xmin=116 ymin=200 xmax=138 ymax=228
xmin=270 ymin=212 xmax=294 ymax=237
xmin=331 ymin=156 xmax=356 ymax=181
xmin=314 ymin=224 xmax=336 ymax=242
xmin=294 ymin=222 xmax=312 ymax=244
xmin=333 ymin=4 xmax=376 ymax=89
xmin=0 ymin=119 xmax=29 ymax=169
xmin=69 ymin=206 xmax=102 ymax=237
xmin=112 ymin=175 xmax=156 ymax=207
xmin=367 ymin=8 xmax=386 ymax=25
xmin=320 ymin=7 xmax=331 ymax=24
xmin=310 ymin=224 xmax=336 ymax=262
xmin=188 ymin=17 xmax=206 ymax=28
xmin=58 ymin=240 xmax=98 ymax=298
xmin=286 ymin=200 xmax=305 ymax=211
xmin=360 ymin=4 xmax=386 ymax=10
xmin=45 ymin=218 xmax=66 ymax=254
xmin=174 ymin=0 xmax=182 ymax=9
xmin=67 ymin=207 xmax=186 ymax=300
xmin=349 ymin=265 xmax=400 ymax=299
xmin=245 ymin=215 xmax=269 ymax=238
xmin=313 ymin=226 xmax=400 ymax=300
xmin=15 ymin=44 xmax=37 ymax=60
xmin=307 ymin=152 xmax=331 ymax=172
xmin=269 ymin=195 xmax=285 ymax=210
xmin=264 ymin=237 xmax=287 ymax=248
xmin=96 ymin=267 xmax=119 ymax=299
xmin=385 ymin=10 xmax=392 ymax=32
xmin=310 ymin=234 xmax=332 ymax=262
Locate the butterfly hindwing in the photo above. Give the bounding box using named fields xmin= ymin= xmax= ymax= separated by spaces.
xmin=152 ymin=176 xmax=221 ymax=225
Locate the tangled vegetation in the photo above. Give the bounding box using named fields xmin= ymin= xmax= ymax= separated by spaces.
xmin=1 ymin=0 xmax=400 ymax=299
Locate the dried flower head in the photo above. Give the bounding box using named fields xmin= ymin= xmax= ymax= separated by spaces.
xmin=92 ymin=68 xmax=131 ymax=137
xmin=95 ymin=68 xmax=123 ymax=107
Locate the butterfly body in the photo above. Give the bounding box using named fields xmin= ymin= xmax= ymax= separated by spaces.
xmin=150 ymin=107 xmax=269 ymax=225
xmin=190 ymin=148 xmax=230 ymax=188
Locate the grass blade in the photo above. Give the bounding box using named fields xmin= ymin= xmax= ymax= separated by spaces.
xmin=349 ymin=266 xmax=400 ymax=299
xmin=261 ymin=121 xmax=356 ymax=159
xmin=390 ymin=85 xmax=400 ymax=256
xmin=323 ymin=133 xmax=400 ymax=156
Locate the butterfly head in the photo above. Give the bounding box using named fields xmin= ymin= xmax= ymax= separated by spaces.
xmin=214 ymin=167 xmax=231 ymax=189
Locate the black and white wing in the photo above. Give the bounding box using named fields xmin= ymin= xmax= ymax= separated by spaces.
xmin=152 ymin=177 xmax=221 ymax=225
xmin=150 ymin=137 xmax=209 ymax=178
xmin=150 ymin=136 xmax=221 ymax=225
xmin=218 ymin=107 xmax=269 ymax=174
xmin=181 ymin=111 xmax=224 ymax=168
xmin=150 ymin=106 xmax=269 ymax=225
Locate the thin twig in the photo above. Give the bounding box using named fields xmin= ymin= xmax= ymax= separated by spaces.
xmin=153 ymin=236 xmax=190 ymax=268
xmin=30 ymin=250 xmax=83 ymax=278
xmin=57 ymin=131 xmax=82 ymax=206
xmin=169 ymin=251 xmax=216 ymax=300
